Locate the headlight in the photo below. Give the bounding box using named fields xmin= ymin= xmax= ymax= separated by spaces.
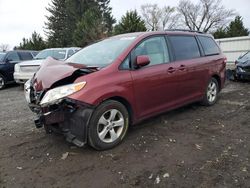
xmin=40 ymin=82 xmax=86 ymax=106
xmin=15 ymin=64 xmax=20 ymax=72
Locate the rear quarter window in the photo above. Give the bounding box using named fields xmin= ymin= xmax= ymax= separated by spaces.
xmin=168 ymin=35 xmax=200 ymax=61
xmin=198 ymin=36 xmax=220 ymax=56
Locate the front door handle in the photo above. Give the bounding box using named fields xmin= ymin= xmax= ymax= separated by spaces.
xmin=178 ymin=65 xmax=186 ymax=71
xmin=167 ymin=67 xmax=176 ymax=73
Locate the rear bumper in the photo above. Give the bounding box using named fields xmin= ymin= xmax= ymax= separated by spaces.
xmin=31 ymin=99 xmax=94 ymax=147
xmin=14 ymin=72 xmax=34 ymax=83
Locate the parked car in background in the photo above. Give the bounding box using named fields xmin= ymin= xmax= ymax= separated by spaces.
xmin=14 ymin=47 xmax=80 ymax=84
xmin=25 ymin=31 xmax=226 ymax=150
xmin=0 ymin=50 xmax=35 ymax=89
xmin=235 ymin=51 xmax=250 ymax=80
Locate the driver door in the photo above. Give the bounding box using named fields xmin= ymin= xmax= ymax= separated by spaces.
xmin=5 ymin=51 xmax=21 ymax=81
xmin=130 ymin=36 xmax=181 ymax=119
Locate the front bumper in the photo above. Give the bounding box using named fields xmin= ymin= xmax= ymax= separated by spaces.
xmin=30 ymin=99 xmax=94 ymax=147
xmin=236 ymin=67 xmax=250 ymax=80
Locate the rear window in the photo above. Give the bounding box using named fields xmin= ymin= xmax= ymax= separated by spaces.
xmin=198 ymin=36 xmax=220 ymax=56
xmin=168 ymin=35 xmax=200 ymax=61
xmin=19 ymin=52 xmax=33 ymax=60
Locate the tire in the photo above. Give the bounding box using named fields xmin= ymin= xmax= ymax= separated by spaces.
xmin=201 ymin=78 xmax=219 ymax=106
xmin=88 ymin=100 xmax=129 ymax=150
xmin=0 ymin=74 xmax=6 ymax=90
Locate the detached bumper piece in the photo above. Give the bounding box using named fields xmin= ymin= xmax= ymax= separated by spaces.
xmin=32 ymin=99 xmax=94 ymax=147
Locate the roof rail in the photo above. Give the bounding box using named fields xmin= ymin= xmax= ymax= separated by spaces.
xmin=164 ymin=29 xmax=205 ymax=34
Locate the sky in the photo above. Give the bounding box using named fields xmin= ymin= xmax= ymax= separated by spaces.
xmin=0 ymin=0 xmax=249 ymax=49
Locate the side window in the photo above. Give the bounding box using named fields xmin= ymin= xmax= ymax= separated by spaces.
xmin=120 ymin=56 xmax=130 ymax=69
xmin=134 ymin=36 xmax=170 ymax=66
xmin=6 ymin=52 xmax=20 ymax=62
xmin=198 ymin=36 xmax=220 ymax=56
xmin=67 ymin=50 xmax=74 ymax=58
xmin=19 ymin=52 xmax=33 ymax=60
xmin=168 ymin=36 xmax=200 ymax=61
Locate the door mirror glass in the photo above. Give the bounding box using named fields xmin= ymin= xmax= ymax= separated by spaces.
xmin=136 ymin=55 xmax=150 ymax=68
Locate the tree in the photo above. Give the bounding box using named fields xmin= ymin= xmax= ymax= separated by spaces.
xmin=0 ymin=44 xmax=9 ymax=52
xmin=98 ymin=0 xmax=116 ymax=34
xmin=226 ymin=16 xmax=249 ymax=37
xmin=114 ymin=10 xmax=146 ymax=35
xmin=177 ymin=0 xmax=235 ymax=32
xmin=141 ymin=4 xmax=179 ymax=31
xmin=45 ymin=0 xmax=74 ymax=47
xmin=17 ymin=31 xmax=46 ymax=50
xmin=45 ymin=0 xmax=115 ymax=47
xmin=73 ymin=7 xmax=106 ymax=47
xmin=213 ymin=16 xmax=249 ymax=38
xmin=141 ymin=4 xmax=161 ymax=31
xmin=213 ymin=27 xmax=227 ymax=38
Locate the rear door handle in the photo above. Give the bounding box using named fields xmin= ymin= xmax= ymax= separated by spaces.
xmin=178 ymin=65 xmax=186 ymax=71
xmin=167 ymin=67 xmax=176 ymax=73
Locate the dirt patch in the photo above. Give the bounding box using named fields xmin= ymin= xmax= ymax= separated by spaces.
xmin=0 ymin=81 xmax=250 ymax=188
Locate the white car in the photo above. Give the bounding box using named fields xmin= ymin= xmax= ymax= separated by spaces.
xmin=14 ymin=47 xmax=80 ymax=84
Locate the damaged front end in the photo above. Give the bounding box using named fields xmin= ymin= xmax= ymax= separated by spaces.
xmin=25 ymin=58 xmax=97 ymax=147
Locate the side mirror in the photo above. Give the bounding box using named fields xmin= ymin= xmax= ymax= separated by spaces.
xmin=136 ymin=55 xmax=150 ymax=68
xmin=5 ymin=58 xmax=10 ymax=63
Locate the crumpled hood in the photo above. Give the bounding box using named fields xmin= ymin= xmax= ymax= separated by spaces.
xmin=33 ymin=57 xmax=87 ymax=91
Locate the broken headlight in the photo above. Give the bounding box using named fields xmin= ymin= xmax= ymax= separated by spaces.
xmin=40 ymin=82 xmax=86 ymax=106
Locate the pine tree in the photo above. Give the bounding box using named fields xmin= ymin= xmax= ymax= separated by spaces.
xmin=17 ymin=31 xmax=46 ymax=50
xmin=114 ymin=10 xmax=147 ymax=35
xmin=213 ymin=16 xmax=249 ymax=39
xmin=213 ymin=28 xmax=228 ymax=39
xmin=226 ymin=16 xmax=249 ymax=37
xmin=45 ymin=0 xmax=75 ymax=47
xmin=45 ymin=0 xmax=115 ymax=47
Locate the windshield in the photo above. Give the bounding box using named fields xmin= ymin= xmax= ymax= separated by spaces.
xmin=0 ymin=52 xmax=6 ymax=61
xmin=34 ymin=49 xmax=67 ymax=60
xmin=240 ymin=51 xmax=250 ymax=61
xmin=66 ymin=36 xmax=136 ymax=68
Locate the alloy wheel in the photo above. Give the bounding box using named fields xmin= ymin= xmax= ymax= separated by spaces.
xmin=97 ymin=109 xmax=125 ymax=143
xmin=0 ymin=76 xmax=5 ymax=89
xmin=207 ymin=81 xmax=217 ymax=103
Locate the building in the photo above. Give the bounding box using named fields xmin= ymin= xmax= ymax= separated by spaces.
xmin=216 ymin=36 xmax=250 ymax=69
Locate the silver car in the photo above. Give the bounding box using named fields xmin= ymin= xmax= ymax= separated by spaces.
xmin=14 ymin=47 xmax=80 ymax=84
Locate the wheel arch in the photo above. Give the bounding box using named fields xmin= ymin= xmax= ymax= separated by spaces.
xmin=102 ymin=96 xmax=134 ymax=125
xmin=211 ymin=74 xmax=221 ymax=91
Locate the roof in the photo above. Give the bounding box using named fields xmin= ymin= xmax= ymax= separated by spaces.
xmin=112 ymin=30 xmax=212 ymax=40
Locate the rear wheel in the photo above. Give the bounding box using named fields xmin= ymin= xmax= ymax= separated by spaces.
xmin=88 ymin=100 xmax=129 ymax=150
xmin=0 ymin=74 xmax=6 ymax=90
xmin=201 ymin=78 xmax=219 ymax=106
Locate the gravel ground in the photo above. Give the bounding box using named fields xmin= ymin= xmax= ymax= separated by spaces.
xmin=0 ymin=81 xmax=250 ymax=188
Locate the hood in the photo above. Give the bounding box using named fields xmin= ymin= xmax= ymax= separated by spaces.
xmin=237 ymin=59 xmax=250 ymax=67
xmin=32 ymin=57 xmax=96 ymax=91
xmin=19 ymin=59 xmax=44 ymax=66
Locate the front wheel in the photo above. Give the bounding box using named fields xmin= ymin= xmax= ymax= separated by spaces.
xmin=88 ymin=100 xmax=129 ymax=150
xmin=201 ymin=78 xmax=219 ymax=106
xmin=0 ymin=74 xmax=6 ymax=90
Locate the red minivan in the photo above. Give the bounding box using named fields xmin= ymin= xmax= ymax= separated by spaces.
xmin=25 ymin=31 xmax=226 ymax=150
